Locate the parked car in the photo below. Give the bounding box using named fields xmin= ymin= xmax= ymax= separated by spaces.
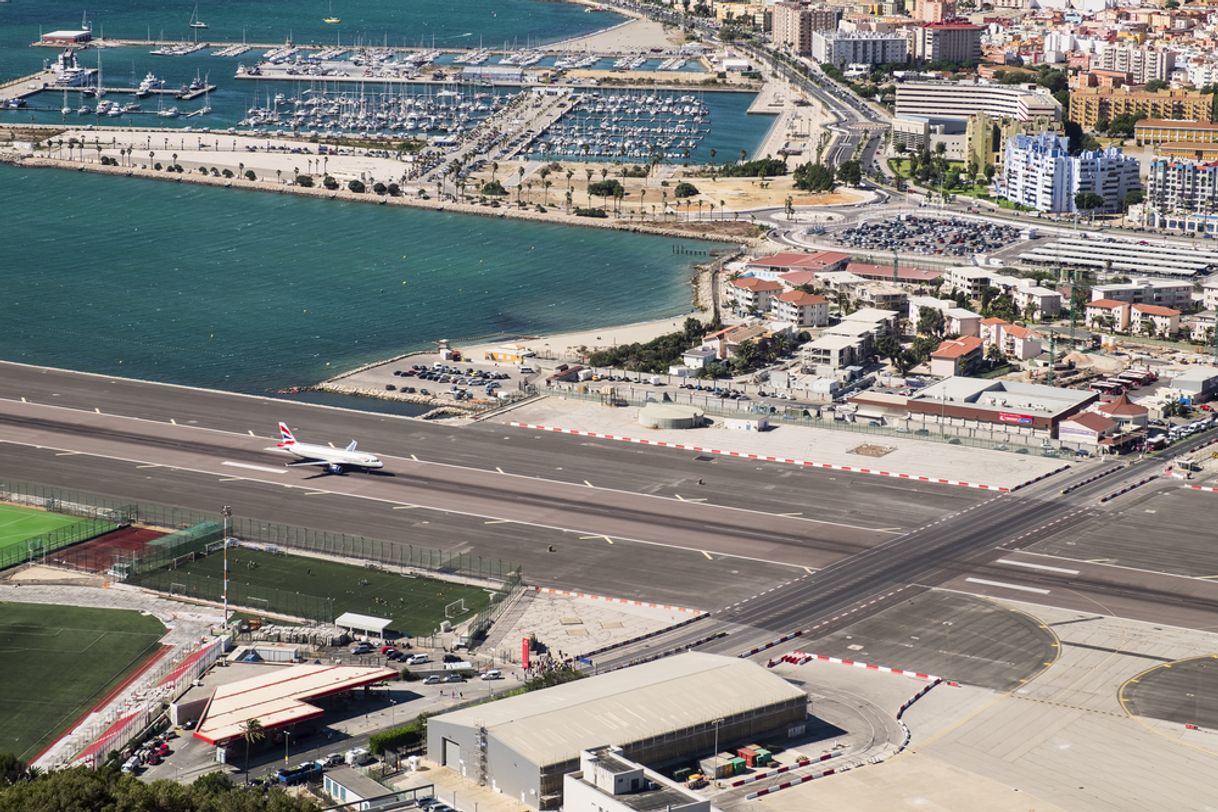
xmin=443 ymin=673 xmax=465 ymax=683
xmin=423 ymin=675 xmax=444 ymax=685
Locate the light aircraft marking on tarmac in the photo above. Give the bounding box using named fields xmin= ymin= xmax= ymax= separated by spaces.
xmin=996 ymin=558 xmax=1079 ymax=576
xmin=275 ymin=422 xmax=384 ymax=475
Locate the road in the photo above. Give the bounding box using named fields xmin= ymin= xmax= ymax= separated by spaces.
xmin=4 ymin=362 xmax=1218 ymax=656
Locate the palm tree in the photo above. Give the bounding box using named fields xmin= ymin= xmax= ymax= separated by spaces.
xmin=566 ymin=168 xmax=574 ymax=193
xmin=490 ymin=161 xmax=499 ymax=182
xmin=543 ymin=179 xmax=552 ymax=205
xmin=600 ymin=167 xmax=608 ymax=182
xmin=241 ymin=718 xmax=265 ymax=782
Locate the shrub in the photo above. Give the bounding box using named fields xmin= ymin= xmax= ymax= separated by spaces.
xmin=348 ymin=179 xmax=366 ymax=193
xmin=243 ymin=169 xmax=256 ymax=181
xmin=322 ymin=175 xmax=339 ymax=190
xmin=574 ymin=207 xmax=608 ymax=218
xmin=588 ymin=179 xmax=624 ymax=197
xmin=481 ymin=179 xmax=507 ymax=196
xmin=373 ymin=181 xmax=387 ymax=195
xmin=387 ymin=183 xmax=401 ymax=197
xmin=674 ymin=181 xmax=699 ymax=198
xmin=295 ymin=174 xmax=314 ymax=187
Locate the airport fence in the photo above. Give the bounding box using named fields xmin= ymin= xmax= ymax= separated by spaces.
xmin=0 ymin=515 xmax=122 ymax=572
xmin=0 ymin=477 xmax=520 ymax=584
xmin=466 ymin=569 xmax=527 ymax=644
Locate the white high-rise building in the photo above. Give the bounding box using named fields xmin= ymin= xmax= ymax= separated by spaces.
xmin=811 ymin=30 xmax=908 ymax=68
xmin=998 ymin=132 xmax=1141 ymax=214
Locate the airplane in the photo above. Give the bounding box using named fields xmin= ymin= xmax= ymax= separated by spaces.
xmin=275 ymin=422 xmax=384 ymax=474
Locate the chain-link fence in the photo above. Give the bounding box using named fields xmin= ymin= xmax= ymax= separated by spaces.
xmin=466 ymin=569 xmax=526 ymax=644
xmin=0 ymin=516 xmax=121 ymax=572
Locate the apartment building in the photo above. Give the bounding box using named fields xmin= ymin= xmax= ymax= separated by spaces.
xmin=1145 ymin=157 xmax=1218 ymax=217
xmin=811 ymin=30 xmax=908 ymax=67
xmin=1135 ymin=119 xmax=1218 ymax=148
xmin=894 ymin=81 xmax=1061 ymax=121
xmin=1095 ymin=43 xmax=1175 ymax=85
xmin=771 ymin=289 xmax=831 ymax=327
xmin=998 ymin=132 xmax=1140 ymax=213
xmin=912 ymin=21 xmax=983 ymax=64
xmin=1068 ymin=87 xmax=1213 ymax=129
xmin=772 ymin=2 xmax=840 ymax=55
xmin=1090 ymin=278 xmax=1195 ymax=310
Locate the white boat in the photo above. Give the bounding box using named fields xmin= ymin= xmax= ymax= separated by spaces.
xmin=189 ymin=3 xmax=208 ymax=29
xmin=158 ymin=106 xmax=181 ymax=118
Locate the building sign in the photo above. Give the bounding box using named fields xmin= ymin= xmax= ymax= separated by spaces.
xmin=998 ymin=412 xmax=1034 ymax=425
xmin=522 ymin=637 xmax=530 ymax=669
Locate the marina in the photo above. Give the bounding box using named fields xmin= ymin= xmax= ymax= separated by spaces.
xmin=526 ymin=90 xmax=712 ymax=161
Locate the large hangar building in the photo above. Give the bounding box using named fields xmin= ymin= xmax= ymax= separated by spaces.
xmin=425 ymin=652 xmax=808 ymax=810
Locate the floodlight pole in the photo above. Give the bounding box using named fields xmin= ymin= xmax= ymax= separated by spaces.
xmin=712 ymin=717 xmax=725 ymax=782
xmin=221 ymin=505 xmax=232 ymax=628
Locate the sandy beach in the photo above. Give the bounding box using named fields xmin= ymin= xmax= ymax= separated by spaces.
xmin=459 ymin=313 xmax=707 ymax=362
xmin=545 ymin=16 xmax=682 ymax=53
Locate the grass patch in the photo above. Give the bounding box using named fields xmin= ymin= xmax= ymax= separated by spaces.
xmin=135 ymin=548 xmax=491 ymax=637
xmin=0 ymin=602 xmax=165 ymax=762
xmin=0 ymin=505 xmax=81 ymax=556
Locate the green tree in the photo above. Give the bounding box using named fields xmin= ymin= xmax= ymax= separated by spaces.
xmin=1123 ymin=189 xmax=1144 ymax=210
xmin=243 ymin=170 xmax=256 ymax=181
xmin=673 ymin=181 xmax=700 ymax=198
xmin=348 ymin=179 xmax=366 ymax=194
xmin=792 ymin=162 xmax=836 ymax=192
xmin=322 ymin=175 xmax=338 ymax=190
xmin=241 ymin=718 xmax=265 ymax=783
xmin=916 ymin=306 xmax=946 ymax=338
xmin=836 ymin=159 xmax=862 ymax=187
xmin=481 ymin=179 xmax=507 ymax=196
xmin=295 ymin=174 xmax=313 ymax=187
xmin=1074 ymin=191 xmax=1106 ymax=212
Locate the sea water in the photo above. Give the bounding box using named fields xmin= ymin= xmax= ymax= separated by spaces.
xmin=0 ymin=163 xmax=719 ymax=393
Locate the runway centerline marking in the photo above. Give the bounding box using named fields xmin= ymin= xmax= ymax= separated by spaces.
xmin=484 ymin=519 xmax=512 ymax=525
xmin=996 ymin=558 xmax=1079 ymax=576
xmin=222 ymin=461 xmax=288 ymax=475
xmin=965 ymin=577 xmax=1050 ymax=595
xmin=392 ymin=505 xmax=418 ymax=510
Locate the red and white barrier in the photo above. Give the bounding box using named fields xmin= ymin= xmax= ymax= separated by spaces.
xmin=508 ymin=422 xmax=1011 ymax=491
xmin=747 ymin=766 xmax=847 ymax=799
xmin=777 ymin=650 xmax=940 ymax=681
xmin=1188 ymin=485 xmax=1218 ymax=494
xmin=532 ymin=585 xmax=704 ymax=615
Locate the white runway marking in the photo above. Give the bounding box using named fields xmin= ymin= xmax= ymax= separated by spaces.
xmin=965 ymin=577 xmax=1050 ymax=595
xmin=222 ymin=461 xmax=288 ymax=475
xmin=996 ymin=558 xmax=1079 ymax=575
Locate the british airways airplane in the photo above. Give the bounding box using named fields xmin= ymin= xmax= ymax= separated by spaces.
xmin=275 ymin=422 xmax=384 ymax=474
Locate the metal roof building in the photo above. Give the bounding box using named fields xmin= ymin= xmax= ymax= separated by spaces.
xmin=425 ymin=653 xmax=807 ymax=810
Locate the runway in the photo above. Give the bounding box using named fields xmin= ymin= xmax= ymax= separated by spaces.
xmin=3 ymin=361 xmax=1218 ymax=659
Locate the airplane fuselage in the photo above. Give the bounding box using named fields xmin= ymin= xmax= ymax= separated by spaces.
xmin=283 ymin=442 xmax=384 ymax=469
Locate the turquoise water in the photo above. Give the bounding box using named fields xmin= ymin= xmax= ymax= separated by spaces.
xmin=0 ymin=1 xmax=622 ymax=80
xmin=0 ymin=164 xmax=718 ymax=393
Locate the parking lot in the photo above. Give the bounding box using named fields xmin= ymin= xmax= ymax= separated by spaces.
xmin=833 ymin=215 xmax=1021 ymax=256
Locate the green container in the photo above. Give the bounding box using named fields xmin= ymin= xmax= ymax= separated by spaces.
xmin=729 ymin=757 xmax=747 ymax=775
xmin=755 ymin=750 xmax=772 ymax=766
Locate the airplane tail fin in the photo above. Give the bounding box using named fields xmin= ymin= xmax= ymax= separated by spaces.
xmin=277 ymin=422 xmax=296 ymax=447
xmin=345 ymin=440 xmax=358 ymax=452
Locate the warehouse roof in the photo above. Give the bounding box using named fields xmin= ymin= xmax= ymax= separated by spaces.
xmin=430 ymin=653 xmax=805 ymax=768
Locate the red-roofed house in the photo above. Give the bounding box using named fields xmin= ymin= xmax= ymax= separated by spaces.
xmin=929 ymin=335 xmax=984 ymax=377
xmin=1085 ymin=299 xmax=1131 ymax=331
xmin=980 ymin=318 xmax=1042 ymax=360
xmin=777 ymin=270 xmax=820 ymax=291
xmin=1058 ymin=411 xmax=1120 ymax=447
xmin=1130 ymin=303 xmax=1181 ymax=337
xmin=730 ymin=276 xmax=783 ymax=314
xmin=772 ymin=289 xmax=830 ymax=327
xmin=1094 ymin=392 xmax=1149 ymax=428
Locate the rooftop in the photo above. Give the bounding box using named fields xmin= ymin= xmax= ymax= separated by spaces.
xmin=1065 ymin=411 xmax=1119 ymax=433
xmin=430 ymin=653 xmax=806 ymax=769
xmin=1095 ymin=393 xmax=1149 ymax=417
xmin=193 ymin=664 xmax=397 ymax=745
xmin=777 ymin=289 xmax=828 ymax=306
xmin=1087 ymin=299 xmax=1129 ymax=309
xmin=931 ymin=336 xmax=984 ymax=359
xmin=912 ymin=378 xmax=1096 ymax=416
xmin=1132 ymin=303 xmax=1181 ymax=317
xmin=732 ymin=277 xmax=783 ymax=292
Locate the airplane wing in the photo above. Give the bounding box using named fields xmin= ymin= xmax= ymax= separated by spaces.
xmin=345 ymin=440 xmax=358 ymax=452
xmin=286 ymin=459 xmax=337 ymax=467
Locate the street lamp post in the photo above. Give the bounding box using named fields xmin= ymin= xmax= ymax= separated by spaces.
xmin=221 ymin=505 xmax=232 ymax=627
xmin=711 ymin=717 xmax=725 ymax=783
xmin=284 ymin=730 xmax=291 ymax=765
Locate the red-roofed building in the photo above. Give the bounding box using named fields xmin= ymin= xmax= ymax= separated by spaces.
xmin=1085 ymin=299 xmax=1131 ymax=331
xmin=777 ymin=270 xmax=820 ymax=290
xmin=729 ymin=276 xmax=783 ymax=314
xmin=929 ymin=335 xmax=984 ymax=377
xmin=772 ymin=289 xmax=830 ymax=327
xmin=1058 ymin=411 xmax=1120 ymax=447
xmin=746 ymin=251 xmax=850 ymax=276
xmin=1094 ymin=392 xmax=1150 ymax=428
xmin=980 ymin=318 xmax=1042 ymax=361
xmin=1130 ymin=302 xmax=1181 ymax=337
xmin=845 ymin=262 xmax=943 ymax=284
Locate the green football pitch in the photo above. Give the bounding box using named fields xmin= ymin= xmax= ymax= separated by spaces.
xmin=0 ymin=504 xmax=81 ymax=556
xmin=137 ymin=547 xmax=492 ymax=637
xmin=0 ymin=603 xmax=166 ymax=762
